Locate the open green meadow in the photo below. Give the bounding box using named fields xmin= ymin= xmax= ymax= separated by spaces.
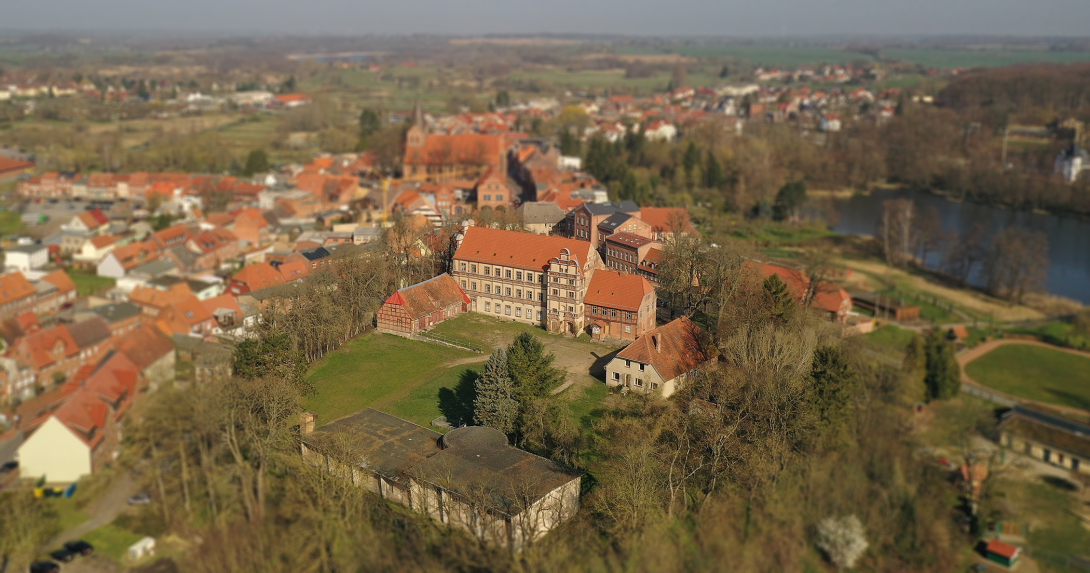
xmin=965 ymin=344 xmax=1090 ymax=411
xmin=68 ymin=268 xmax=116 ymax=297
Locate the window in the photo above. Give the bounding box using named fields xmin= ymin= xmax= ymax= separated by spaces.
xmin=483 ymin=194 xmax=491 ymax=201
xmin=651 ymin=382 xmax=659 ymax=390
xmin=624 ymin=360 xmax=631 ymax=368
xmin=461 ymin=280 xmax=467 ymax=289
xmin=635 ymin=378 xmax=643 ymax=387
xmin=505 ymin=269 xmax=512 ymax=279
xmin=460 ymin=262 xmax=467 ymax=271
xmin=485 ymin=285 xmax=492 ymax=294
xmin=495 ymin=305 xmax=502 ymax=314
xmin=471 ymin=282 xmax=477 ymax=291
xmin=625 ymin=325 xmax=632 ymax=333
xmin=612 ymin=372 xmax=620 ymax=380
xmin=552 ymin=289 xmax=559 ymax=296
xmin=516 ymin=289 xmax=522 ymax=298
xmin=505 ymin=288 xmax=512 ymax=297
xmin=538 ymin=292 xmax=544 ymax=301
xmin=505 ymin=305 xmax=511 ymax=315
xmin=485 ymin=302 xmax=491 ymax=312
xmin=484 ymin=266 xmax=491 ymax=276
xmin=496 ymin=194 xmax=504 ymax=201
xmin=626 ymin=312 xmax=634 ymax=321
xmin=537 ymin=311 xmax=543 ymax=320
xmin=567 ymin=305 xmax=573 ymax=313
xmin=471 ymin=264 xmax=477 ymax=273
xmin=591 ymin=306 xmax=598 ymax=314
xmin=639 ymin=363 xmax=645 ymax=371
xmin=515 ymin=308 xmax=522 ymax=317
xmin=516 ymin=272 xmax=522 ymax=281
xmin=610 ymin=309 xmax=618 ymax=318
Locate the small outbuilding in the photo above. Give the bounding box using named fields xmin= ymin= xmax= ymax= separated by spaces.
xmin=985 ymin=539 xmax=1021 ymax=568
xmin=376 ymin=274 xmax=470 ymax=336
xmin=128 ymin=536 xmax=156 ymax=560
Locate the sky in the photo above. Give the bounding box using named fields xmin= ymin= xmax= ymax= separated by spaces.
xmin=6 ymin=0 xmax=1090 ymax=37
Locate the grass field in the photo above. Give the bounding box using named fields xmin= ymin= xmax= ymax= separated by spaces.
xmin=855 ymin=325 xmax=916 ymax=357
xmin=82 ymin=523 xmax=145 ymax=561
xmin=304 ymin=333 xmax=478 ymax=428
xmin=965 ymin=344 xmax=1090 ymax=411
xmin=1008 ymin=322 xmax=1090 ymax=351
xmin=883 ymin=48 xmax=1090 ymax=69
xmin=0 ymin=210 xmax=23 ymax=236
xmin=45 ymin=497 xmax=89 ymax=531
xmin=68 ymin=268 xmax=116 ymax=297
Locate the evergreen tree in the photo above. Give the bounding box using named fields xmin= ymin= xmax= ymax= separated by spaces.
xmin=473 ymin=349 xmax=519 ymax=434
xmin=762 ymin=274 xmax=795 ymax=322
xmin=704 ymin=150 xmax=725 ymax=188
xmin=772 ymin=180 xmax=807 ymax=222
xmin=358 ymin=109 xmax=381 ymax=141
xmin=924 ymin=329 xmax=960 ymax=400
xmin=233 ymin=332 xmax=311 ymax=394
xmin=507 ymin=332 xmax=565 ymax=410
xmin=559 ymin=130 xmax=581 ymax=156
xmin=809 ymin=346 xmax=857 ymax=447
xmin=243 ymin=149 xmax=269 ymax=177
xmin=495 ymin=90 xmax=511 ymax=107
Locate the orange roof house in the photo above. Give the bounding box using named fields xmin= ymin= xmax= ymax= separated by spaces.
xmin=156 ymin=295 xmax=215 ymax=337
xmin=277 ymin=260 xmax=310 ymax=282
xmin=584 ymin=270 xmax=656 ymax=341
xmin=639 ymin=207 xmax=698 ymax=240
xmin=607 ymin=317 xmax=712 ymax=398
xmin=228 ymin=263 xmax=287 ymax=295
xmin=129 ymin=283 xmax=193 ymax=316
xmin=376 ymin=274 xmax=470 ymax=336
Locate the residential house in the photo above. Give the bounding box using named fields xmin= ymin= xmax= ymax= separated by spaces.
xmin=0 ymin=272 xmax=41 ymax=322
xmin=403 ymin=102 xmax=508 ymax=182
xmin=5 ymin=243 xmax=49 ymax=272
xmin=85 ymin=302 xmax=143 ymax=337
xmin=114 ymin=324 xmax=176 ymax=390
xmin=749 ymin=261 xmax=853 ymax=323
xmin=62 ymin=208 xmax=111 ymax=235
xmin=450 ymin=226 xmax=603 ymax=335
xmin=66 ymin=317 xmax=114 ymax=368
xmin=518 ymin=201 xmax=566 ymax=235
xmin=595 ymin=212 xmax=653 ymax=249
xmin=565 ymin=201 xmax=640 ymax=246
xmin=605 ymin=317 xmax=712 ymax=398
xmin=35 ymin=270 xmax=78 ymax=315
xmin=156 ymin=295 xmax=216 ymax=337
xmin=202 ymin=294 xmax=245 ymax=334
xmin=129 ymin=283 xmax=194 ymax=317
xmin=583 ymin=271 xmax=656 ymax=341
xmin=97 ymin=240 xmax=161 ymax=278
xmin=9 ymin=323 xmax=83 ymax=385
xmin=603 ymin=232 xmax=663 ymax=274
xmin=376 ymin=274 xmax=470 ymax=336
xmin=638 ymin=207 xmax=697 ymax=242
xmin=475 ymin=168 xmax=516 ymax=210
xmin=301 ymin=409 xmax=581 ymax=550
xmin=16 ymin=351 xmax=141 ymax=483
xmin=73 ymin=234 xmax=122 ymax=267
xmin=228 ymin=263 xmax=287 ymax=295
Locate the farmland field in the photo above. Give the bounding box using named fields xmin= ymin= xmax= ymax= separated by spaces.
xmin=965 ymin=343 xmax=1090 ymax=411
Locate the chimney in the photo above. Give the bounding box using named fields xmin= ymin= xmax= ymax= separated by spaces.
xmin=300 ymin=411 xmax=316 ymax=434
xmin=652 ymin=333 xmax=661 ymax=352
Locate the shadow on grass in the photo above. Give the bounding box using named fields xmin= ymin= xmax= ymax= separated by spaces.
xmin=588 ymin=349 xmax=621 ymax=381
xmin=438 ymin=369 xmax=478 ymax=427
xmin=1041 ymin=475 xmax=1079 ymax=492
xmin=1045 ymin=389 xmax=1090 ymax=413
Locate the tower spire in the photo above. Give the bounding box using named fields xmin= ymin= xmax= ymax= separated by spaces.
xmin=413 ymin=99 xmax=424 ymax=130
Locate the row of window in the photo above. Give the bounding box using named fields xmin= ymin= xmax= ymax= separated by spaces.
xmin=458 ymin=262 xmax=541 ymax=283
xmin=610 ymin=371 xmax=659 ymax=390
xmin=482 ymin=301 xmax=543 ymax=321
xmin=481 ymin=194 xmax=505 ymax=202
xmin=607 ymin=248 xmax=637 ymax=262
xmin=461 ymin=280 xmax=542 ymax=301
xmin=589 ymin=306 xmax=635 ymax=321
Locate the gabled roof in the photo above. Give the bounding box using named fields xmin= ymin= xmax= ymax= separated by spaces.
xmin=277 ymin=260 xmax=310 ymax=282
xmin=384 ymin=274 xmax=470 ymax=320
xmin=585 ymin=271 xmax=653 ymax=311
xmin=233 ymin=263 xmax=286 ymax=290
xmin=51 ymin=390 xmax=108 ymax=447
xmin=40 ymin=269 xmax=77 ymax=296
xmin=202 ymin=293 xmax=242 ymax=319
xmin=157 ymin=295 xmax=213 ymax=335
xmin=114 ymin=324 xmax=174 ymax=371
xmin=18 ymin=324 xmax=80 ymax=369
xmin=597 ymin=212 xmax=639 ymax=234
xmin=129 ymin=283 xmax=193 ymax=310
xmin=0 ymin=272 xmax=37 ymax=305
xmin=639 ymin=207 xmax=697 ymax=235
xmin=605 ymin=232 xmax=658 ymax=249
xmin=454 ymin=226 xmax=595 ymax=272
xmin=89 ymin=234 xmax=118 ymax=249
xmin=615 ymin=317 xmax=710 ymax=382
xmin=78 ymin=208 xmax=110 ymax=228
xmin=67 ymin=317 xmax=113 ymax=349
xmin=403 ymin=134 xmax=505 ymax=167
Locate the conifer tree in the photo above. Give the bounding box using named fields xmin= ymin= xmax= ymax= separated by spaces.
xmin=924 ymin=329 xmax=961 ymax=400
xmin=762 ymin=274 xmax=795 ymax=322
xmin=506 ymin=332 xmax=565 ymax=410
xmin=473 ymin=349 xmax=518 ymax=433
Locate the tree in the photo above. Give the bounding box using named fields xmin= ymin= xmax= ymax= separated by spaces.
xmin=233 ymin=332 xmax=312 ymax=395
xmin=357 ymin=108 xmax=381 ymax=149
xmin=0 ymin=491 xmax=58 ymax=570
xmin=808 ymin=346 xmax=857 ymax=448
xmin=982 ymin=228 xmax=1049 ymax=304
xmin=243 ymin=149 xmax=269 ymax=177
xmin=559 ymin=129 xmax=581 ymax=156
xmin=682 ymin=141 xmax=701 ymax=187
xmin=876 ymin=198 xmax=914 ymax=267
xmin=473 ymin=349 xmax=518 ymax=434
xmin=772 ymin=180 xmax=806 ymax=222
xmin=816 ymin=515 xmax=869 ymax=570
xmin=704 ymin=150 xmax=725 ymax=188
xmin=762 ymin=273 xmax=795 ymax=323
xmin=924 ymin=329 xmax=960 ymax=400
xmin=494 ymin=90 xmax=511 ymax=107
xmin=506 ymin=332 xmax=564 ymax=410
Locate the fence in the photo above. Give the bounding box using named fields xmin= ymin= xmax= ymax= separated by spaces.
xmin=416 ymin=331 xmax=483 ymax=353
xmin=961 ymin=383 xmax=1016 ymax=408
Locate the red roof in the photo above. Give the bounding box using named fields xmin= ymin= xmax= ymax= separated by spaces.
xmin=986 ymin=540 xmax=1020 ymax=560
xmin=275 ymin=93 xmax=311 ymax=103
xmin=404 ymin=134 xmax=505 ymax=168
xmin=78 ymin=208 xmax=110 ymax=228
xmin=89 ymin=234 xmax=118 ymax=248
xmin=383 ymin=274 xmax=470 ymax=320
xmin=277 ymin=260 xmax=310 ymax=282
xmin=202 ymin=293 xmax=242 ymax=319
xmin=52 ymin=390 xmax=108 ymax=447
xmin=454 ymin=226 xmax=596 ymax=272
xmin=615 ymin=317 xmax=710 ymax=382
xmin=639 ymin=207 xmax=697 ymax=235
xmin=17 ymin=324 xmax=80 ymax=369
xmin=0 ymin=156 xmax=34 ymax=175
xmin=114 ymin=324 xmax=174 ymax=371
xmin=0 ymin=272 xmax=37 ymax=306
xmin=40 ymin=269 xmax=77 ymax=296
xmin=233 ymin=263 xmax=287 ymax=290
xmin=605 ymin=232 xmax=658 ymax=249
xmin=585 ymin=271 xmax=653 ymax=311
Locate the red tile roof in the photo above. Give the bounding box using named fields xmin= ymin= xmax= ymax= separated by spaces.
xmin=384 ymin=274 xmax=470 ymax=320
xmin=454 ymin=226 xmax=596 ymax=272
xmin=404 ymin=134 xmax=505 ymax=167
xmin=129 ymin=283 xmax=192 ymax=310
xmin=0 ymin=156 xmax=34 ymax=175
xmin=233 ymin=263 xmax=286 ymax=291
xmin=615 ymin=317 xmax=711 ymax=382
xmin=277 ymin=260 xmax=310 ymax=282
xmin=40 ymin=269 xmax=77 ymax=296
xmin=0 ymin=272 xmax=37 ymax=306
xmin=52 ymin=390 xmax=108 ymax=447
xmin=78 ymin=208 xmax=110 ymax=228
xmin=986 ymin=540 xmax=1020 ymax=560
xmin=639 ymin=207 xmax=697 ymax=235
xmin=18 ymin=324 xmax=80 ymax=369
xmin=89 ymin=234 xmax=118 ymax=249
xmin=114 ymin=324 xmax=174 ymax=371
xmin=585 ymin=271 xmax=653 ymax=311
xmin=605 ymin=232 xmax=659 ymax=249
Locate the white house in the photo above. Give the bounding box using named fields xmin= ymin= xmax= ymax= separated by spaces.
xmin=4 ymin=244 xmax=49 ymax=272
xmin=72 ymin=235 xmax=120 ymax=266
xmin=559 ymin=156 xmax=582 ymax=171
xmin=820 ymin=114 xmax=843 ymax=133
xmin=1055 ymin=143 xmax=1089 ymax=183
xmin=605 ymin=317 xmax=712 ymax=398
xmin=17 ymin=416 xmax=95 ymax=483
xmin=643 ymin=120 xmax=678 ymax=142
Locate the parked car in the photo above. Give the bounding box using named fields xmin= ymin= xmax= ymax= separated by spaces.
xmin=64 ymin=540 xmax=94 ymax=556
xmin=127 ymin=493 xmax=151 ymax=505
xmin=29 ymin=561 xmax=60 ymax=573
xmin=0 ymin=461 xmax=17 ymax=473
xmin=49 ymin=549 xmax=74 ymax=563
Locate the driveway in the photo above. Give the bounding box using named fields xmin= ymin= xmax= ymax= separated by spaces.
xmin=47 ymin=470 xmax=139 ymax=548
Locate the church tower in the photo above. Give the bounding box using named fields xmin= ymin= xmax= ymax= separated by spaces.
xmin=406 ymin=99 xmax=426 ymax=149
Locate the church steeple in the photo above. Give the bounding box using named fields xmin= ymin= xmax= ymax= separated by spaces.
xmin=412 ymin=99 xmax=425 ymax=130
xmin=406 ymin=99 xmax=427 ymax=150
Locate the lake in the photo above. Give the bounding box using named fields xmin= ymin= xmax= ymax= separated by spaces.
xmin=829 ymin=188 xmax=1090 ymax=304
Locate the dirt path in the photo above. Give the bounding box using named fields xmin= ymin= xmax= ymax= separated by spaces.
xmin=958 ymin=339 xmax=1090 ymax=418
xmin=837 ymin=258 xmax=1045 ymax=322
xmin=439 ymin=355 xmax=489 ymax=368
xmin=48 ymin=471 xmax=139 ymax=548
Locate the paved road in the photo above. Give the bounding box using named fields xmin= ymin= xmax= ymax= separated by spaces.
xmin=0 ymin=431 xmax=23 ymax=491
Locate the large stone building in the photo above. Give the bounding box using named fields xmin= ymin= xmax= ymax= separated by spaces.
xmin=583 ymin=270 xmax=656 ymax=341
xmin=403 ymin=102 xmax=509 ymax=183
xmin=301 ymin=409 xmax=581 ymax=549
xmin=451 ymin=226 xmax=603 ymax=335
xmin=376 ymin=274 xmax=470 ymax=336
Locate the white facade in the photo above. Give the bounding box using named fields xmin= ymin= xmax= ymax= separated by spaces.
xmin=5 ymin=245 xmax=48 ymax=272
xmin=17 ymin=416 xmax=92 ymax=483
xmin=559 ymin=156 xmax=582 ymax=171
xmin=97 ymin=252 xmax=128 ymax=278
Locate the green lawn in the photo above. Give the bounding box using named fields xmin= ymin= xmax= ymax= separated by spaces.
xmin=45 ymin=497 xmax=89 ymax=531
xmin=68 ymin=269 xmax=116 ymax=296
xmin=82 ymin=523 xmax=146 ymax=562
xmin=1008 ymin=322 xmax=1090 ymax=351
xmin=428 ymin=313 xmax=547 ymax=351
xmin=304 ymin=333 xmax=477 ymax=428
xmin=856 ymin=325 xmax=916 ymax=357
xmin=965 ymin=344 xmax=1090 ymax=411
xmin=0 ymin=210 xmax=23 ymax=236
